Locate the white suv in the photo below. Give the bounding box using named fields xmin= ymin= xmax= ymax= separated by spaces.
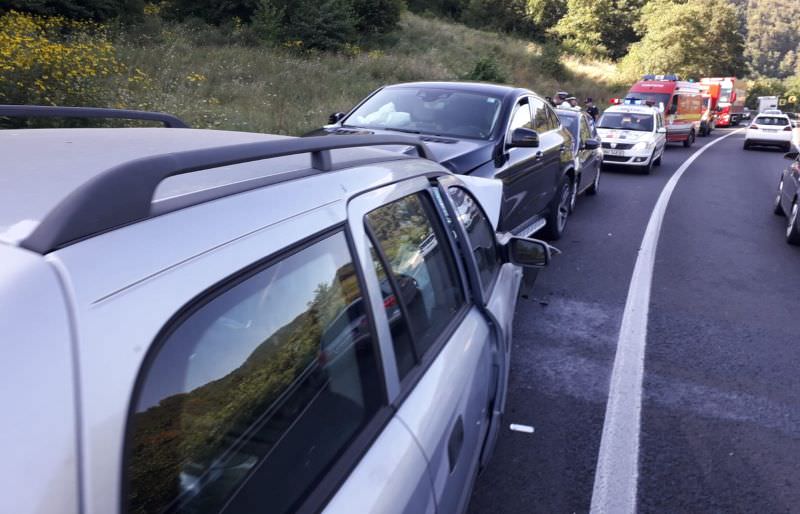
xmin=0 ymin=106 xmax=552 ymax=514
xmin=744 ymin=113 xmax=794 ymax=151
xmin=596 ymin=104 xmax=667 ymax=174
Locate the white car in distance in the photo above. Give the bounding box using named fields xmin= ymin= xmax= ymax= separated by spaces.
xmin=596 ymin=104 xmax=667 ymax=174
xmin=744 ymin=113 xmax=794 ymax=151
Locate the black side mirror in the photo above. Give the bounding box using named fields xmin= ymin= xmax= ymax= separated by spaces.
xmin=328 ymin=112 xmax=345 ymax=124
xmin=509 ymin=127 xmax=539 ymax=148
xmin=506 ymin=237 xmax=552 ymax=268
xmin=583 ymin=138 xmax=600 ymax=150
xmin=784 ymin=150 xmax=799 ymax=160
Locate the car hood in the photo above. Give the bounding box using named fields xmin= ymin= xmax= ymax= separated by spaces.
xmin=305 ymin=126 xmax=495 ymax=174
xmin=596 ymin=128 xmax=652 ymax=142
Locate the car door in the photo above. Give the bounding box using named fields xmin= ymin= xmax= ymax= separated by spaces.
xmin=579 ymin=114 xmax=600 ymax=191
xmin=495 ymin=96 xmax=547 ymax=233
xmin=436 ymin=176 xmax=522 ymax=471
xmin=655 ymin=112 xmax=667 ymax=155
xmin=531 ymin=97 xmax=566 ymax=215
xmin=347 ymin=177 xmax=498 ymax=514
xmin=784 ymin=153 xmax=800 ymax=213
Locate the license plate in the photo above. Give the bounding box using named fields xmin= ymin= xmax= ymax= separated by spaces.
xmin=604 ymin=149 xmax=626 ymax=156
xmin=764 ymin=129 xmax=779 ymax=133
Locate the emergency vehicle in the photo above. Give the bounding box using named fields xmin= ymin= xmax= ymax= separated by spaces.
xmin=626 ymin=74 xmax=703 ymax=147
xmin=596 ymin=104 xmax=667 ymax=174
xmin=699 ymin=82 xmax=721 ymax=136
xmin=700 ymin=77 xmax=746 ymax=127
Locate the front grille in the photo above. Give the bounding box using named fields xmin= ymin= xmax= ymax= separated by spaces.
xmin=603 ymin=155 xmax=631 ymax=163
xmin=602 ymin=142 xmax=634 ymax=150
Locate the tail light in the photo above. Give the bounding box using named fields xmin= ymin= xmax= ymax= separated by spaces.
xmin=748 ymin=124 xmax=758 ymax=130
xmin=784 ymin=125 xmax=792 ymax=132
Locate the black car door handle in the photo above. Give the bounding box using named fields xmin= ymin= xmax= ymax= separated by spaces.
xmin=534 ymin=151 xmax=544 ymax=160
xmin=447 ymin=416 xmax=465 ymax=473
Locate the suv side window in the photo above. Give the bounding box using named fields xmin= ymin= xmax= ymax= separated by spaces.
xmin=366 ymin=193 xmax=465 ymax=361
xmin=579 ymin=116 xmax=592 ymax=143
xmin=531 ymin=97 xmax=553 ymax=132
xmin=126 ymin=232 xmax=383 ymax=514
xmin=508 ymin=99 xmax=533 ymax=136
xmin=447 ymin=187 xmax=500 ymax=292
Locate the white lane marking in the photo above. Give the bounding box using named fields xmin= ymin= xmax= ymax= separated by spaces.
xmin=509 ymin=424 xmax=535 ymax=434
xmin=589 ymin=129 xmax=744 ymax=514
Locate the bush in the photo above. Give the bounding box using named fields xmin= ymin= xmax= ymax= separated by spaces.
xmin=352 ymin=0 xmax=405 ymax=35
xmin=0 ymin=10 xmax=124 ymax=106
xmin=463 ymin=56 xmax=508 ymax=83
xmin=165 ymin=0 xmax=258 ymax=23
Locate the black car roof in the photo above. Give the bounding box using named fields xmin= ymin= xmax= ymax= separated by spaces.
xmin=383 ymin=81 xmax=530 ymax=99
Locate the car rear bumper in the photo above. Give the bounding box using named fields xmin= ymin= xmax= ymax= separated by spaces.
xmin=745 ymin=132 xmax=792 ymax=145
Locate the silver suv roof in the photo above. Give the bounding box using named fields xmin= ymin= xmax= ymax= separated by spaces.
xmin=1 ymin=128 xmax=432 ymax=250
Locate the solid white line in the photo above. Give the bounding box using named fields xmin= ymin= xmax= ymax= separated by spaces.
xmin=589 ymin=129 xmax=743 ymax=514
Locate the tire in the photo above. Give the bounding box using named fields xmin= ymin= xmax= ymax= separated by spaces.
xmin=586 ymin=167 xmax=600 ymax=195
xmin=654 ymin=150 xmax=662 ymax=166
xmin=700 ymin=122 xmax=708 ymax=137
xmin=542 ymin=175 xmax=571 ymax=241
xmin=682 ymin=130 xmax=695 ymax=148
xmin=785 ymin=143 xmax=792 ymax=152
xmin=786 ymin=198 xmax=800 ymax=245
xmin=743 ymin=141 xmax=750 ymax=150
xmin=774 ymin=178 xmax=785 ymax=215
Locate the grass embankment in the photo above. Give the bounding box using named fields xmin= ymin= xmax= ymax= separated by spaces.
xmin=114 ymin=13 xmax=626 ymax=135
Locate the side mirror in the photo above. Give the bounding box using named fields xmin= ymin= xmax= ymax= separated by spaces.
xmin=509 ymin=127 xmax=539 ymax=148
xmin=328 ymin=112 xmax=345 ymax=124
xmin=583 ymin=138 xmax=600 ymax=150
xmin=506 ymin=237 xmax=551 ymax=268
xmin=657 ymin=127 xmax=667 ymax=134
xmin=784 ymin=150 xmax=799 ymax=160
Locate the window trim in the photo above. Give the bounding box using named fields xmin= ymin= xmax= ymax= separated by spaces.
xmin=363 ymin=187 xmax=473 ymax=406
xmin=119 ymin=224 xmax=390 ymax=514
xmin=438 ymin=181 xmax=501 ymax=299
xmin=505 ymin=96 xmax=533 ymax=145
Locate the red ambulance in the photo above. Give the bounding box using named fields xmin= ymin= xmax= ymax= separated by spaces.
xmin=626 ymin=74 xmax=703 ymax=147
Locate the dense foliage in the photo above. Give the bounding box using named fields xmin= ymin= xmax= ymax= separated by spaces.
xmin=1 ymin=0 xmax=143 ymax=20
xmin=744 ymin=0 xmax=800 ymax=78
xmin=620 ymin=0 xmax=746 ymax=80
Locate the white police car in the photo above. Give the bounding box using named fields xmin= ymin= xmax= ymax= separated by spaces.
xmin=596 ymin=104 xmax=667 ymax=174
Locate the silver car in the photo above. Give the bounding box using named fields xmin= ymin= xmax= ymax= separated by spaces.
xmin=0 ymin=113 xmax=550 ymax=514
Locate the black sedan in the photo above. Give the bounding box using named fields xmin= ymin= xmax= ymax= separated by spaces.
xmin=307 ymin=82 xmax=577 ymax=240
xmin=774 ymin=147 xmax=800 ymax=244
xmin=555 ymin=109 xmax=602 ymax=209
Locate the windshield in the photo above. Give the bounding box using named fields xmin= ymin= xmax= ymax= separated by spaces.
xmin=720 ymin=85 xmax=732 ymax=103
xmin=344 ymin=87 xmax=504 ymax=140
xmin=625 ymin=92 xmax=670 ymax=111
xmin=597 ymin=112 xmax=655 ymax=132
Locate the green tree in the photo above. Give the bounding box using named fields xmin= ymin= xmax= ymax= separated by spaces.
xmin=743 ymin=0 xmax=800 ymax=78
xmin=527 ymin=0 xmax=567 ymax=34
xmin=552 ymin=0 xmax=645 ymax=59
xmin=462 ymin=0 xmax=535 ymax=34
xmin=351 ymin=0 xmax=405 ymax=35
xmin=165 ymin=0 xmax=258 ymax=23
xmin=744 ymin=77 xmax=786 ymax=108
xmin=619 ymin=0 xmax=746 ymax=81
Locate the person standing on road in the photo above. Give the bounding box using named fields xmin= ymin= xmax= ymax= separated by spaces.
xmin=585 ymin=98 xmax=599 ymax=121
xmin=551 ymin=91 xmax=569 ymax=108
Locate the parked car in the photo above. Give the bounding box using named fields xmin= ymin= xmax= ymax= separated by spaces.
xmin=596 ymin=104 xmax=667 ymax=174
xmin=744 ymin=113 xmax=794 ymax=151
xmin=556 ymin=109 xmax=602 ymax=203
xmin=307 ymin=81 xmax=578 ymax=240
xmin=774 ymin=147 xmax=800 ymax=244
xmin=0 ymin=106 xmax=553 ymax=514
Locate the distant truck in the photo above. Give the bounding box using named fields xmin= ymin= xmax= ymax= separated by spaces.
xmin=757 ymin=96 xmax=779 ymax=113
xmin=626 ymin=74 xmax=703 ymax=146
xmin=698 ymin=82 xmax=721 ymax=136
xmin=700 ymin=77 xmax=746 ymax=127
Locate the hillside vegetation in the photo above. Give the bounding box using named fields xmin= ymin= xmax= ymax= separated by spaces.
xmin=3 ymin=0 xmax=800 ymax=130
xmin=2 ymin=9 xmax=624 ymax=134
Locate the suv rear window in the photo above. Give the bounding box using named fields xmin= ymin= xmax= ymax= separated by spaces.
xmin=755 ymin=116 xmax=789 ymax=126
xmin=126 ymin=232 xmax=383 ymax=514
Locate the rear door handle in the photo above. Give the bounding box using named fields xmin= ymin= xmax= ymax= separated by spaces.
xmin=447 ymin=416 xmax=464 ymax=473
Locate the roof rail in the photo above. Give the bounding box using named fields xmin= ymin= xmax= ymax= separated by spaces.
xmin=20 ymin=134 xmax=434 ymax=254
xmin=0 ymin=105 xmax=189 ymax=128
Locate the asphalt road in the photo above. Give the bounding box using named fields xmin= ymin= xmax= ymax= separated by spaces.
xmin=468 ymin=128 xmax=800 ymax=514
